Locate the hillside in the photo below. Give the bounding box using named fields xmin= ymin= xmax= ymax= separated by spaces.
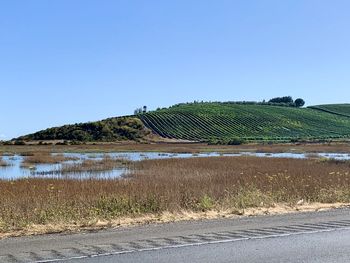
xmin=17 ymin=117 xmax=151 ymax=142
xmin=16 ymin=102 xmax=350 ymax=144
xmin=308 ymin=104 xmax=350 ymax=118
xmin=139 ymin=103 xmax=350 ymax=143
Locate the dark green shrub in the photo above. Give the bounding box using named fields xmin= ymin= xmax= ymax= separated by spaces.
xmin=227 ymin=138 xmax=245 ymax=145
xmin=14 ymin=140 xmax=26 ymax=145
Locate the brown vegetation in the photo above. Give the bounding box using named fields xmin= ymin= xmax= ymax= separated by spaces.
xmin=131 ymin=157 xmax=350 ymax=208
xmin=19 ymin=152 xmax=79 ymax=169
xmin=60 ymin=156 xmax=129 ymax=174
xmin=1 ymin=142 xmax=350 ymax=156
xmin=1 ymin=156 xmax=350 ymax=236
xmin=22 ymin=152 xmax=78 ymax=164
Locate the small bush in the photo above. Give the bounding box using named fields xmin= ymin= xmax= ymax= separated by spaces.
xmin=227 ymin=138 xmax=246 ymax=145
xmin=13 ymin=140 xmax=26 ymax=145
xmin=197 ymin=195 xmax=214 ymax=211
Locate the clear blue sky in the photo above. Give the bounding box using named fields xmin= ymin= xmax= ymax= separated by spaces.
xmin=1 ymin=0 xmax=350 ymax=139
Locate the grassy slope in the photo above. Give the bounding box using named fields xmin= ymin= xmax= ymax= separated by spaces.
xmin=139 ymin=103 xmax=350 ymax=142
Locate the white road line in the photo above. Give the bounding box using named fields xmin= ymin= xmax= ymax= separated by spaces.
xmin=32 ymin=226 xmax=350 ymax=263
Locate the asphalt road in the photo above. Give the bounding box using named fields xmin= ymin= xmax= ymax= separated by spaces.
xmin=68 ymin=228 xmax=350 ymax=263
xmin=1 ymin=208 xmax=349 ymax=263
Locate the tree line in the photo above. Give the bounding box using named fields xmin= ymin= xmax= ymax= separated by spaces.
xmin=167 ymin=96 xmax=305 ymax=110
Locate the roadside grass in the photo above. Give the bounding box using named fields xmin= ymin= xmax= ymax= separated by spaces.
xmin=0 ymin=156 xmax=350 ymax=234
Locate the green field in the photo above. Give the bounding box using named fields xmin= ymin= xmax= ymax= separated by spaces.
xmin=309 ymin=104 xmax=350 ymax=118
xmin=139 ymin=103 xmax=350 ymax=142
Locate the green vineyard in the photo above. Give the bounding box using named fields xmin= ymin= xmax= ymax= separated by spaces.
xmin=139 ymin=103 xmax=350 ymax=142
xmin=309 ymin=104 xmax=350 ymax=118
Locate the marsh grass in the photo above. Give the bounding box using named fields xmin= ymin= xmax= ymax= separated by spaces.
xmin=60 ymin=156 xmax=129 ymax=174
xmin=19 ymin=152 xmax=79 ymax=170
xmin=131 ymin=157 xmax=350 ymax=208
xmin=0 ymin=156 xmax=350 ymax=233
xmin=22 ymin=152 xmax=78 ymax=164
xmin=27 ymin=155 xmax=129 ymax=176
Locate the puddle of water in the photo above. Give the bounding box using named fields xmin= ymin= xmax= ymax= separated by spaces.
xmin=1 ymin=152 xmax=350 ymax=180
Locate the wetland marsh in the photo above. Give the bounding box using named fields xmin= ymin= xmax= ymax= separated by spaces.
xmin=1 ymin=144 xmax=350 ymax=238
xmin=1 ymin=150 xmax=350 ymax=180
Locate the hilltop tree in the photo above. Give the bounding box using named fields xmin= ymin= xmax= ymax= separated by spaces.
xmin=295 ymin=98 xmax=305 ymax=108
xmin=134 ymin=108 xmax=142 ymax=115
xmin=268 ymin=96 xmax=294 ymax=104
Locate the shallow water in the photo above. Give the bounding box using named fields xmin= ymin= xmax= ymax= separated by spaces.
xmin=1 ymin=151 xmax=350 ymax=180
xmin=0 ymin=154 xmax=130 ymax=180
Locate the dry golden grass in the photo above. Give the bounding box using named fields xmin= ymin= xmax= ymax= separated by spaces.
xmin=131 ymin=157 xmax=350 ymax=207
xmin=1 ymin=203 xmax=348 ymax=239
xmin=0 ymin=156 xmax=350 ymax=236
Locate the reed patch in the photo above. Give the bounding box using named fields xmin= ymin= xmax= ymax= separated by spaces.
xmin=21 ymin=152 xmax=78 ymax=166
xmin=60 ymin=156 xmax=129 ymax=174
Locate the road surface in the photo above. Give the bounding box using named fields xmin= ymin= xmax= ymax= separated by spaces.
xmin=69 ymin=228 xmax=350 ymax=263
xmin=0 ymin=208 xmax=349 ymax=262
